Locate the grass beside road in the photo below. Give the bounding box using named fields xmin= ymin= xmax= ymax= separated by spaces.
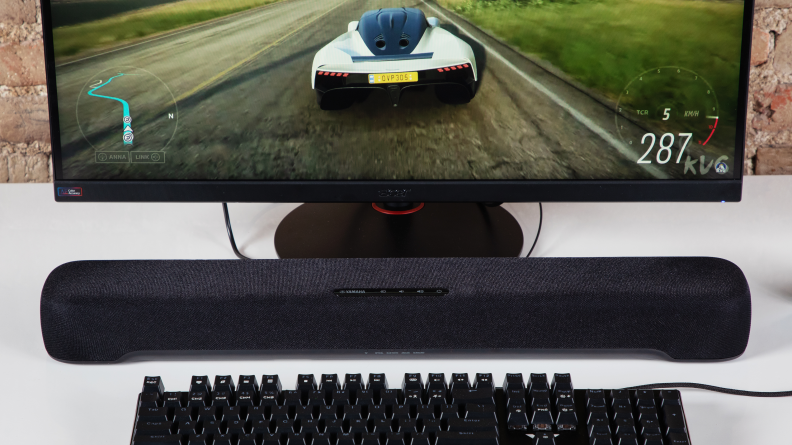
xmin=436 ymin=0 xmax=744 ymax=118
xmin=53 ymin=0 xmax=286 ymax=59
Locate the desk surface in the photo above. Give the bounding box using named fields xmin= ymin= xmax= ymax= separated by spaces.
xmin=1 ymin=178 xmax=791 ymax=445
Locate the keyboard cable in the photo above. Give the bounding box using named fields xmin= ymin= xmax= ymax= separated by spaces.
xmin=624 ymin=383 xmax=792 ymax=397
xmin=223 ymin=203 xmax=251 ymax=260
xmin=526 ymin=202 xmax=543 ymax=257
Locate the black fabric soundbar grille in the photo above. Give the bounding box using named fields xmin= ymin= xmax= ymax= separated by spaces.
xmin=40 ymin=257 xmax=751 ymax=362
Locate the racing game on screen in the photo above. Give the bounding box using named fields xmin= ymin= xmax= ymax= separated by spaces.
xmin=50 ymin=0 xmax=747 ymax=181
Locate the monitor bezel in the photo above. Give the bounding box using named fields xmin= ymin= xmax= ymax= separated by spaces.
xmin=42 ymin=0 xmax=753 ymax=203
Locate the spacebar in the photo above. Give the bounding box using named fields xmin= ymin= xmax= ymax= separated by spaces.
xmin=436 ymin=431 xmax=499 ymax=445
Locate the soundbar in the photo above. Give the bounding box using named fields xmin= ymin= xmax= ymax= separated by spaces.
xmin=39 ymin=257 xmax=751 ymax=362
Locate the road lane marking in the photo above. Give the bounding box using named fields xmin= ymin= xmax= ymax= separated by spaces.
xmin=174 ymin=0 xmax=349 ymax=103
xmin=55 ymin=1 xmax=289 ymax=68
xmin=422 ymin=1 xmax=668 ymax=179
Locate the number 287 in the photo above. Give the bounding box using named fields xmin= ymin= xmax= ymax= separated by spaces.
xmin=637 ymin=133 xmax=692 ymax=164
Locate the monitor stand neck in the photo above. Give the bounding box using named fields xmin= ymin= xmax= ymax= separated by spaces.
xmin=274 ymin=203 xmax=523 ymax=258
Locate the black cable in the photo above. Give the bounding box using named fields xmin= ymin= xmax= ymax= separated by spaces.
xmin=526 ymin=202 xmax=543 ymax=257
xmin=624 ymin=382 xmax=792 ymax=397
xmin=222 ymin=203 xmax=251 ymax=260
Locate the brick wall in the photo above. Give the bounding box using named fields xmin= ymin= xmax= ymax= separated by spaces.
xmin=749 ymin=0 xmax=792 ymax=174
xmin=0 ymin=1 xmax=790 ymax=182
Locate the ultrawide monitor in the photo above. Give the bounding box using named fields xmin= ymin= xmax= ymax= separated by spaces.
xmin=43 ymin=0 xmax=753 ymax=202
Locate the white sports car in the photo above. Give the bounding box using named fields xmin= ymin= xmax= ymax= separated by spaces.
xmin=311 ymin=7 xmax=478 ymax=110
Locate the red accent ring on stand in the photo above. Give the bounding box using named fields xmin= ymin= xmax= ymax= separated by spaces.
xmin=371 ymin=202 xmax=425 ymax=215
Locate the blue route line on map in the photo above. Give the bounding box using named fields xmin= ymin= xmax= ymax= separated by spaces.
xmin=88 ymin=73 xmax=133 ymax=145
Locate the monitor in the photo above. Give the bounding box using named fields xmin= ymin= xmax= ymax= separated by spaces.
xmin=41 ymin=0 xmax=754 ymax=256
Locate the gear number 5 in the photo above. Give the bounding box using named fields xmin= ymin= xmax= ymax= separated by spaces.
xmin=637 ymin=132 xmax=692 ymax=164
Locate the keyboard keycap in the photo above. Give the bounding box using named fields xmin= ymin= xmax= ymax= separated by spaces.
xmin=503 ymin=374 xmax=524 ymax=391
xmin=436 ymin=431 xmax=499 ymax=445
xmin=261 ymin=375 xmax=282 ymax=393
xmin=321 ymin=374 xmax=340 ymax=392
xmin=368 ymin=374 xmax=388 ymax=393
xmin=239 ymin=375 xmax=258 ymax=391
xmin=506 ymin=406 xmax=528 ymax=430
xmin=132 ymin=435 xmax=182 ymax=445
xmin=427 ymin=373 xmax=447 ymax=391
xmin=297 ymin=375 xmax=316 ymax=392
xmin=187 ymin=434 xmax=209 ymax=445
xmin=213 ymin=375 xmax=235 ymax=394
xmin=450 ymin=374 xmax=471 ymax=391
xmin=451 ymin=388 xmax=494 ymax=405
xmin=465 ymin=404 xmax=496 ymax=419
xmin=534 ymin=432 xmax=555 ymax=445
xmin=137 ymin=406 xmax=169 ymax=422
xmin=404 ymin=373 xmax=424 ymax=391
xmin=345 ymin=374 xmax=364 ymax=393
xmin=447 ymin=418 xmax=498 ymax=432
xmin=134 ymin=421 xmax=173 ymax=436
xmin=189 ymin=376 xmax=211 ymax=394
xmin=662 ymin=404 xmax=687 ymax=434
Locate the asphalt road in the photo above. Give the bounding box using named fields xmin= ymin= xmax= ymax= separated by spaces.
xmin=56 ymin=0 xmax=675 ymax=181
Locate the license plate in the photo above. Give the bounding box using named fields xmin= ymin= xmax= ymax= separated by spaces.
xmin=368 ymin=72 xmax=418 ymax=84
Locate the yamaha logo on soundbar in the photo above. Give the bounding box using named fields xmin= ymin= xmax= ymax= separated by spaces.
xmin=334 ymin=288 xmax=448 ymax=297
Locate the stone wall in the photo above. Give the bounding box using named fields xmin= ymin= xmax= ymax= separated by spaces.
xmin=0 ymin=0 xmax=50 ymax=183
xmin=0 ymin=1 xmax=790 ymax=181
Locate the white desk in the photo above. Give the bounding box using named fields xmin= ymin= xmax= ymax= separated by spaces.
xmin=1 ymin=178 xmax=791 ymax=445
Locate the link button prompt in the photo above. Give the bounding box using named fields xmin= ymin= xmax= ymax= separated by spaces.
xmin=131 ymin=152 xmax=165 ymax=163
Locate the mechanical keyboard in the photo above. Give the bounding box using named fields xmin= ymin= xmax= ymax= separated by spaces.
xmin=132 ymin=373 xmax=691 ymax=445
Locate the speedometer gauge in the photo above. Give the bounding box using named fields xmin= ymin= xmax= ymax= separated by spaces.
xmin=615 ymin=67 xmax=726 ymax=174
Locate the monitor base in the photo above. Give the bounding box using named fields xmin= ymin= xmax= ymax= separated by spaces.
xmin=274 ymin=203 xmax=524 ymax=258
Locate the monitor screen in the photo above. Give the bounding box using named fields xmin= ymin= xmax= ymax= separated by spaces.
xmin=44 ymin=0 xmax=751 ymax=199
